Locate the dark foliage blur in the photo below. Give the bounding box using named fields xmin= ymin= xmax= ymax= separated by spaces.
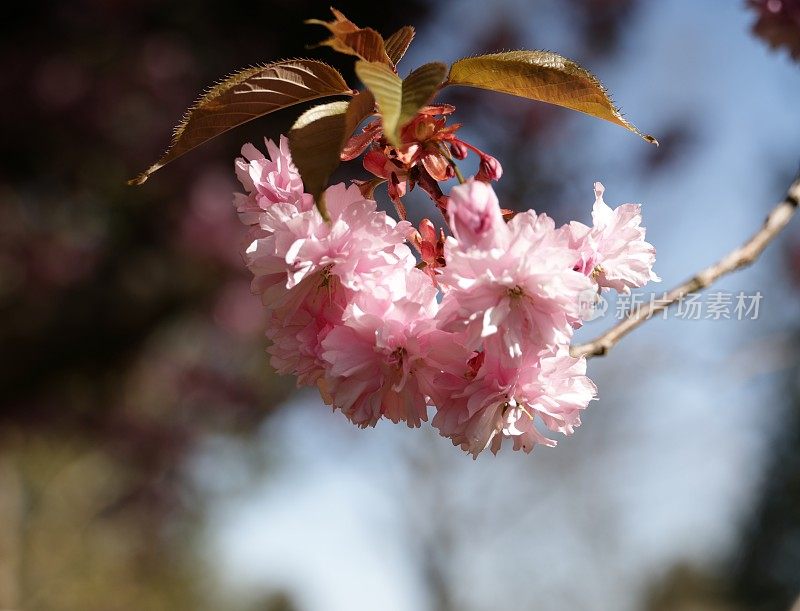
xmin=731 ymin=347 xmax=800 ymax=611
xmin=749 ymin=0 xmax=800 ymax=59
xmin=0 ymin=1 xmax=424 ymax=608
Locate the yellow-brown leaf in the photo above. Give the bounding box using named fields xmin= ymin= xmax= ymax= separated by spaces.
xmin=288 ymin=90 xmax=376 ymax=219
xmin=446 ymin=51 xmax=657 ymax=144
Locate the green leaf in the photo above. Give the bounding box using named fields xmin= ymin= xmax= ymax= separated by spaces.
xmin=354 ymin=62 xmax=402 ymax=144
xmin=307 ymin=8 xmax=391 ymax=65
xmin=288 ymin=90 xmax=376 ymax=219
xmin=128 ymin=59 xmax=353 ymax=185
xmin=400 ymin=62 xmax=448 ymax=127
xmin=355 ymin=61 xmax=447 ymax=146
xmin=446 ymin=51 xmax=657 ymax=144
xmin=384 ymin=26 xmax=415 ymax=66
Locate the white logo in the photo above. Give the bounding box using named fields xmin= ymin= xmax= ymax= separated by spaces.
xmin=577 ymin=289 xmax=608 ymax=321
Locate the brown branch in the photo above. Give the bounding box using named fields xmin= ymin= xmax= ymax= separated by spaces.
xmin=571 ymin=176 xmax=800 ymax=359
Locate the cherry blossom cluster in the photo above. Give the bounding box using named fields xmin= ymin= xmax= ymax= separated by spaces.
xmin=233 ymin=136 xmax=659 ymax=457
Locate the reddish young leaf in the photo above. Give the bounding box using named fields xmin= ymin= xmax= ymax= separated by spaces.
xmin=341 ymin=120 xmax=381 ymax=161
xmin=384 ymin=26 xmax=415 ymax=65
xmin=307 ymin=7 xmax=392 ymax=65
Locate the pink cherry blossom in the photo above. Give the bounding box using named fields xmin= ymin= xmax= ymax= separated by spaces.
xmin=566 ymin=182 xmax=660 ymax=292
xmin=265 ymin=273 xmax=348 ymax=387
xmin=231 ymin=133 xmax=659 ymax=458
xmin=244 ymin=183 xmax=415 ymax=313
xmin=438 ymin=182 xmax=594 ymax=358
xmin=282 ymin=183 xmax=415 ymax=294
xmin=430 ymin=345 xmax=596 ymax=457
xmin=320 ymin=268 xmax=441 ymax=428
xmin=233 ymin=135 xmax=313 ymax=225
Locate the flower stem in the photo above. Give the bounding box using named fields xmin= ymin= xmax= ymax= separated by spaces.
xmin=451 ymin=161 xmax=466 ymax=184
xmin=439 ymin=143 xmax=465 ymax=184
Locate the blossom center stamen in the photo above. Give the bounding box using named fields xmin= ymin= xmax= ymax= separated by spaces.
xmin=319 ymin=264 xmax=334 ymax=287
xmin=389 ymin=346 xmax=407 ymax=369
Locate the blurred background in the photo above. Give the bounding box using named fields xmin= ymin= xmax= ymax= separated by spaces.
xmin=1 ymin=1 xmax=799 ymax=609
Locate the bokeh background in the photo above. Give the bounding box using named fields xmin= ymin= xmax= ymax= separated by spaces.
xmin=1 ymin=1 xmax=799 ymax=610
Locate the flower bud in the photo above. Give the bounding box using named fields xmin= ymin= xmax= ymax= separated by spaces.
xmin=448 ymin=179 xmax=509 ymax=248
xmin=476 ymin=154 xmax=503 ymax=182
xmin=449 ymin=140 xmax=469 ymax=160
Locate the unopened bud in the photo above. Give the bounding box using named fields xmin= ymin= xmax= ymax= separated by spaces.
xmin=476 ymin=154 xmax=503 ymax=182
xmin=448 ymin=179 xmax=508 ymax=248
xmin=449 ymin=140 xmax=469 ymax=160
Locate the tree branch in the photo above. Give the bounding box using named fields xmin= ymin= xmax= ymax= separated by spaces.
xmin=571 ymin=176 xmax=800 ymax=359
